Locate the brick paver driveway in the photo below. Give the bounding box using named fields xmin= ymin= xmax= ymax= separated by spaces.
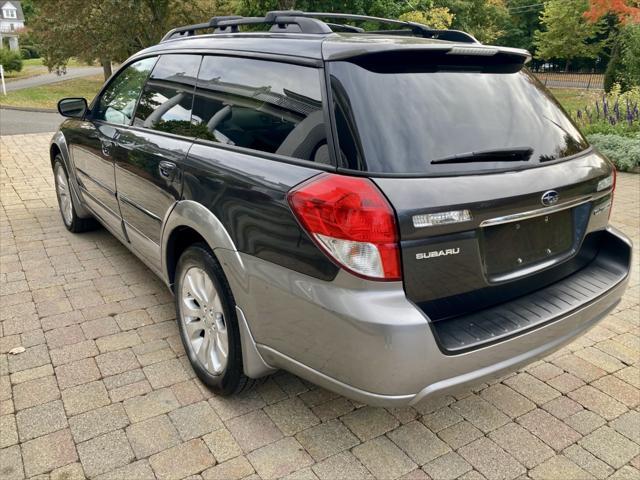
xmin=1 ymin=133 xmax=639 ymax=480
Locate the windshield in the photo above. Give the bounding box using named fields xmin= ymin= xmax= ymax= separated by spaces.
xmin=330 ymin=61 xmax=589 ymax=175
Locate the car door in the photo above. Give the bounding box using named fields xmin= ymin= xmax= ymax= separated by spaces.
xmin=69 ymin=57 xmax=157 ymax=237
xmin=114 ymin=54 xmax=202 ymax=269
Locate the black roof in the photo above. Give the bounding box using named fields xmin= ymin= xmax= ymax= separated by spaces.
xmin=130 ymin=11 xmax=530 ymax=65
xmin=136 ymin=32 xmax=530 ymax=64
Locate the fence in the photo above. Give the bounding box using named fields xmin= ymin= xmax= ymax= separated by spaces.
xmin=531 ymin=71 xmax=605 ymax=90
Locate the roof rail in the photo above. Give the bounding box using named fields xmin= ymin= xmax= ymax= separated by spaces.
xmin=160 ymin=10 xmax=478 ymax=44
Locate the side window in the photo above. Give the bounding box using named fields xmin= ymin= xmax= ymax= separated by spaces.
xmin=133 ymin=54 xmax=202 ymax=136
xmin=94 ymin=57 xmax=157 ymax=125
xmin=192 ymin=56 xmax=329 ymax=163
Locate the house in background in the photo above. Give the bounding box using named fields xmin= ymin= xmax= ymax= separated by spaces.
xmin=0 ymin=1 xmax=24 ymax=51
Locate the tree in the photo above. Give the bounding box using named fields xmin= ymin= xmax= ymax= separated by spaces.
xmin=604 ymin=23 xmax=640 ymax=90
xmin=433 ymin=0 xmax=510 ymax=43
xmin=30 ymin=0 xmax=221 ymax=80
xmin=534 ymin=0 xmax=606 ymax=71
xmin=399 ymin=7 xmax=455 ymax=30
xmin=585 ymin=0 xmax=640 ymax=24
xmin=500 ymin=0 xmax=544 ymax=53
xmin=584 ymin=0 xmax=640 ymax=90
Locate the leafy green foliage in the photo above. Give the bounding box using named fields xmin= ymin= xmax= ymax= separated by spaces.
xmin=0 ymin=49 xmax=23 ymax=73
xmin=588 ymin=133 xmax=640 ymax=171
xmin=619 ymin=24 xmax=640 ymax=88
xmin=30 ymin=0 xmax=216 ymax=79
xmin=604 ymin=24 xmax=639 ymax=92
xmin=500 ymin=0 xmax=543 ymax=53
xmin=18 ymin=31 xmax=40 ymax=59
xmin=535 ymin=0 xmax=606 ymax=69
xmin=433 ymin=0 xmax=509 ymax=44
xmin=399 ymin=7 xmax=454 ymax=30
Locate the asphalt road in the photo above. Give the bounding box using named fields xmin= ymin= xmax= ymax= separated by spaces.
xmin=5 ymin=66 xmax=103 ymax=92
xmin=0 ymin=108 xmax=63 ymax=135
xmin=0 ymin=66 xmax=104 ymax=135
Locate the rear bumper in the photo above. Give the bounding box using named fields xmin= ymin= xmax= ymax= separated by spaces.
xmin=227 ymin=226 xmax=631 ymax=407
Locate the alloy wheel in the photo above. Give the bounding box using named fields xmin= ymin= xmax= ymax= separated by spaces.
xmin=179 ymin=266 xmax=229 ymax=375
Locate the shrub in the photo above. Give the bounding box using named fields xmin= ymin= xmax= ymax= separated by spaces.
xmin=604 ymin=24 xmax=640 ymax=92
xmin=20 ymin=45 xmax=39 ymax=59
xmin=575 ymin=84 xmax=640 ymax=136
xmin=0 ymin=49 xmax=23 ymax=73
xmin=587 ymin=133 xmax=640 ymax=172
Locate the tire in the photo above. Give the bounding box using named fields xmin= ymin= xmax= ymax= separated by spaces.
xmin=175 ymin=243 xmax=255 ymax=395
xmin=53 ymin=156 xmax=96 ymax=233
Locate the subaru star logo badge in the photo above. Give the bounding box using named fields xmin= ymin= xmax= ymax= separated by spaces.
xmin=541 ymin=190 xmax=559 ymax=206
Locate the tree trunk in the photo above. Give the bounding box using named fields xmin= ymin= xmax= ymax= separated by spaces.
xmin=101 ymin=59 xmax=112 ymax=81
xmin=565 ymin=59 xmax=570 ymax=72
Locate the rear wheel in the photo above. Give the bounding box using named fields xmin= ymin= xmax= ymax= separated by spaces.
xmin=53 ymin=156 xmax=96 ymax=233
xmin=175 ymin=243 xmax=254 ymax=395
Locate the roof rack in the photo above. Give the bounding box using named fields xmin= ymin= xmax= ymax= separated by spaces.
xmin=160 ymin=10 xmax=478 ymax=44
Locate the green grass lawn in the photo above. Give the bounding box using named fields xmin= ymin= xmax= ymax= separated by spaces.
xmin=4 ymin=58 xmax=92 ymax=81
xmin=549 ymin=88 xmax=603 ymax=116
xmin=0 ymin=75 xmax=104 ymax=109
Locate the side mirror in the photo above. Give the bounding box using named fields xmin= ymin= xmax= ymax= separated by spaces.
xmin=58 ymin=97 xmax=88 ymax=118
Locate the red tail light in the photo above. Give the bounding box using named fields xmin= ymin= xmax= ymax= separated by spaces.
xmin=287 ymin=173 xmax=401 ymax=281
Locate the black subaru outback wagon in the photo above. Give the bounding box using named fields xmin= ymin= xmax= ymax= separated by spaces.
xmin=52 ymin=11 xmax=631 ymax=405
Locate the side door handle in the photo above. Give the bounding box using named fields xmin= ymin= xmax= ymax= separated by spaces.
xmin=101 ymin=140 xmax=115 ymax=157
xmin=159 ymin=161 xmax=177 ymax=179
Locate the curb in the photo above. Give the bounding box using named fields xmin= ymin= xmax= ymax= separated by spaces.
xmin=0 ymin=105 xmax=58 ymax=113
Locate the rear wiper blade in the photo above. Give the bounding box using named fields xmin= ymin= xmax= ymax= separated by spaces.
xmin=430 ymin=147 xmax=534 ymax=165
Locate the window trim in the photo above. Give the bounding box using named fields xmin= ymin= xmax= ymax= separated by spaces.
xmin=88 ymin=49 xmax=335 ymax=170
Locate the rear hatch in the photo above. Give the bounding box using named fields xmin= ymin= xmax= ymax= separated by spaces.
xmin=328 ymin=48 xmax=615 ymax=322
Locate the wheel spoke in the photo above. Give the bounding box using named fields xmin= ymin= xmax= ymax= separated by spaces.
xmin=212 ymin=293 xmax=223 ymax=315
xmin=209 ymin=333 xmax=222 ymax=373
xmin=196 ymin=330 xmax=210 ymax=368
xmin=185 ymin=270 xmax=205 ymax=305
xmin=215 ymin=329 xmax=228 ymax=360
xmin=184 ymin=318 xmax=203 ymax=341
xmin=199 ymin=269 xmax=212 ymax=304
xmin=182 ymin=297 xmax=202 ymax=319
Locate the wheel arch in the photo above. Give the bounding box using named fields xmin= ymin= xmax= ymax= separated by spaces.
xmin=161 ymin=200 xmax=242 ymax=288
xmin=161 ymin=200 xmax=275 ymax=378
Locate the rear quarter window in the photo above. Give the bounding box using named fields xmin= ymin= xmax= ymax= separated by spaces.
xmin=192 ymin=56 xmax=330 ymax=164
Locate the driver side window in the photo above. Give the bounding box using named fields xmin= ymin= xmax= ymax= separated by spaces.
xmin=94 ymin=57 xmax=157 ymax=125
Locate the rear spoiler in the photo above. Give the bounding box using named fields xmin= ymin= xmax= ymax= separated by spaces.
xmin=324 ymin=44 xmax=532 ymax=73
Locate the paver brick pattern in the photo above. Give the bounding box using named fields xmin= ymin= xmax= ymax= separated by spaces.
xmin=0 ymin=132 xmax=638 ymax=479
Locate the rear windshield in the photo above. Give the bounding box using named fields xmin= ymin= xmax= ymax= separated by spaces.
xmin=330 ymin=60 xmax=589 ymax=175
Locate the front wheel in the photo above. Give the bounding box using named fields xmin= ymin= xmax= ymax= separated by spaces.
xmin=175 ymin=243 xmax=254 ymax=395
xmin=53 ymin=157 xmax=95 ymax=233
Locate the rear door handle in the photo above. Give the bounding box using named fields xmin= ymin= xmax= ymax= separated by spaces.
xmin=159 ymin=161 xmax=177 ymax=178
xmin=101 ymin=140 xmax=115 ymax=157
